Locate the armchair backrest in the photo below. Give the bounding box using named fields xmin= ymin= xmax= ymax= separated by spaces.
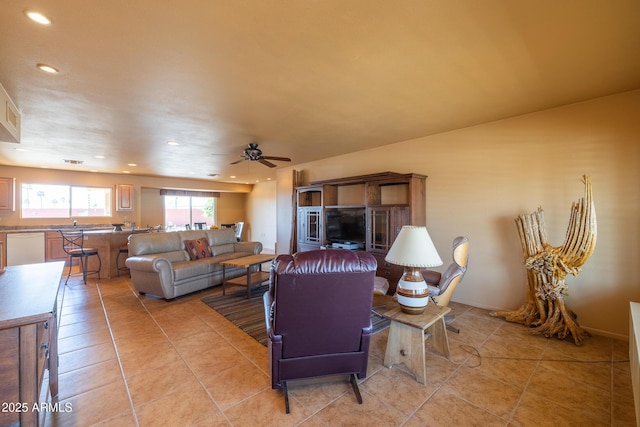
xmin=270 ymin=250 xmax=377 ymax=359
xmin=452 ymin=235 xmax=469 ymax=270
xmin=433 ymin=236 xmax=469 ymax=306
xmin=235 ymin=222 xmax=245 ymax=241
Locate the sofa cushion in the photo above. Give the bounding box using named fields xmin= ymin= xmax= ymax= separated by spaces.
xmin=184 ymin=239 xmax=213 ymax=260
xmin=173 ymin=260 xmax=210 ymax=281
xmin=206 ymin=228 xmax=237 ymax=246
xmin=211 ymin=243 xmax=235 ymax=256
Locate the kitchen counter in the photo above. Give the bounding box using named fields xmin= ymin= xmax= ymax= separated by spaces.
xmin=0 ymin=227 xmax=150 ymax=234
xmin=0 ymin=227 xmax=162 ymax=278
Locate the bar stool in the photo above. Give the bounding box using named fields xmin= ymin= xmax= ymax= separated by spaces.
xmin=116 ymin=244 xmax=129 ymax=277
xmin=194 ymin=222 xmax=207 ymax=230
xmin=58 ymin=229 xmax=101 ymax=285
xmin=116 ymin=228 xmax=151 ymax=277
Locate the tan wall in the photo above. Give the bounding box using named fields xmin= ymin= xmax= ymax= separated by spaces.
xmin=246 ymin=181 xmax=277 ymax=252
xmin=0 ymin=167 xmax=252 ymax=228
xmin=276 ymin=89 xmax=640 ymax=339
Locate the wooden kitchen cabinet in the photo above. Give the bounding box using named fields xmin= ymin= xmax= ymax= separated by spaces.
xmin=46 ymin=231 xmax=68 ymax=263
xmin=0 ymin=177 xmax=16 ymax=211
xmin=0 ymin=233 xmax=5 ymax=269
xmin=116 ymin=184 xmax=134 ymax=211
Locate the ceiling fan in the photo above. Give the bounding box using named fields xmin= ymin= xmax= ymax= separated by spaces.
xmin=230 ymin=143 xmax=292 ymax=168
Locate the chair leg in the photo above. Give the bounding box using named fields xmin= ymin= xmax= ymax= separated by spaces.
xmin=81 ymin=256 xmax=88 ymax=285
xmin=282 ymin=381 xmax=290 ymax=414
xmin=349 ymin=374 xmax=363 ymax=404
xmin=65 ymin=256 xmax=73 ymax=285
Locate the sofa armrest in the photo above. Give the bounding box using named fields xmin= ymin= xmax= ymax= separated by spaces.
xmin=126 ymin=255 xmax=177 ymax=299
xmin=235 ymin=241 xmax=263 ymax=255
xmin=126 ymin=255 xmax=173 ymax=274
xmin=263 ymin=291 xmax=274 ymax=334
xmin=264 ymin=291 xmax=283 ymax=389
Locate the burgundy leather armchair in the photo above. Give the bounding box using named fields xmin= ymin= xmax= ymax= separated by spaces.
xmin=263 ymin=249 xmax=377 ymax=414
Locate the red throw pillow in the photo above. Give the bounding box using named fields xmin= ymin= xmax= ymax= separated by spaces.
xmin=184 ymin=239 xmax=212 ymax=260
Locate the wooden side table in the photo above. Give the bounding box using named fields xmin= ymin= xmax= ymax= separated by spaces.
xmin=376 ymin=296 xmax=451 ymax=384
xmin=221 ymin=254 xmax=275 ymax=298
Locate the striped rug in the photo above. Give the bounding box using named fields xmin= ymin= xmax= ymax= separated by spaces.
xmin=201 ymin=285 xmax=390 ymax=346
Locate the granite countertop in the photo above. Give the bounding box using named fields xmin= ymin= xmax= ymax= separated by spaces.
xmin=0 ymin=225 xmax=149 ymax=234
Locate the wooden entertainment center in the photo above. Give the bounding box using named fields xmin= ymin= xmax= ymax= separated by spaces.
xmin=296 ymin=172 xmax=426 ymax=295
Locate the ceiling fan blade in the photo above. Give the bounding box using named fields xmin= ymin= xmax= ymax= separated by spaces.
xmin=261 ymin=156 xmax=291 ymax=162
xmin=230 ymin=159 xmax=245 ymax=165
xmin=258 ymin=159 xmax=277 ymax=168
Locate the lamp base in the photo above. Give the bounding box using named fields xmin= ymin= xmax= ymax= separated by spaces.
xmin=396 ymin=267 xmax=429 ymax=315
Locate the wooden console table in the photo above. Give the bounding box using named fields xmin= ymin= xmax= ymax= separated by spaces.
xmin=221 ymin=254 xmax=275 ymax=298
xmin=0 ymin=261 xmax=65 ymax=427
xmin=375 ymin=295 xmax=450 ymax=384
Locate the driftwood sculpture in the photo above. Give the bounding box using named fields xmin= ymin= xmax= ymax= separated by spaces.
xmin=491 ymin=175 xmax=596 ymax=346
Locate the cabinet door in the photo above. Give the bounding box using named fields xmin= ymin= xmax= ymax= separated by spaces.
xmin=297 ymin=207 xmax=323 ymax=248
xmin=367 ymin=207 xmax=392 ymax=253
xmin=0 ymin=177 xmax=15 ymax=211
xmin=0 ymin=329 xmax=19 ymax=426
xmin=46 ymin=232 xmax=68 ymax=263
xmin=366 ymin=206 xmax=409 ymax=253
xmin=116 ymin=184 xmax=134 ymax=211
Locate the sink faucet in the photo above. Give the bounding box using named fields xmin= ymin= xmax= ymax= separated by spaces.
xmin=73 ymin=219 xmax=77 ymax=227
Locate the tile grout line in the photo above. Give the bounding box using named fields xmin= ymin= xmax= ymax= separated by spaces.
xmin=95 ymin=280 xmax=141 ymax=427
xmin=132 ymin=285 xmax=234 ymax=425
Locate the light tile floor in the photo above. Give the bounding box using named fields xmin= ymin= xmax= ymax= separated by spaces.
xmin=40 ymin=273 xmax=636 ymax=426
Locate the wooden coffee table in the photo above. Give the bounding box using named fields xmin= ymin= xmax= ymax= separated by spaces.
xmin=374 ymin=295 xmax=451 ymax=384
xmin=221 ymin=254 xmax=275 ymax=298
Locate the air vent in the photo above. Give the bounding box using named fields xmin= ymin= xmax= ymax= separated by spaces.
xmin=0 ymin=83 xmax=21 ymax=143
xmin=64 ymin=159 xmax=84 ymax=165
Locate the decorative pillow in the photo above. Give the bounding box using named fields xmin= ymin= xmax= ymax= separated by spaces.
xmin=184 ymin=239 xmax=213 ymax=260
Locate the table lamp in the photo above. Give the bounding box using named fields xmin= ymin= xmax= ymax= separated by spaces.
xmin=385 ymin=226 xmax=443 ymax=314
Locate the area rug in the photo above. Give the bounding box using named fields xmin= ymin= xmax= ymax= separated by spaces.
xmin=201 ymin=285 xmax=390 ymax=346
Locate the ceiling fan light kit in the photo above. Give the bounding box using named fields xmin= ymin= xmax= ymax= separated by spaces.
xmin=230 ymin=143 xmax=291 ymax=168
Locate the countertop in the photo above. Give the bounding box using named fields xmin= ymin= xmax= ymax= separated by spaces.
xmin=0 ymin=227 xmax=157 ymax=235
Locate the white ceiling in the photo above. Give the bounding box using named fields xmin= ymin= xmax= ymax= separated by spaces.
xmin=1 ymin=1 xmax=639 ymax=184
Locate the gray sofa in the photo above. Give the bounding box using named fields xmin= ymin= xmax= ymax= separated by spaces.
xmin=126 ymin=228 xmax=263 ymax=300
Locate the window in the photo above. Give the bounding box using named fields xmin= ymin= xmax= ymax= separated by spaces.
xmin=21 ymin=183 xmax=112 ymax=218
xmin=164 ymin=195 xmax=216 ymax=231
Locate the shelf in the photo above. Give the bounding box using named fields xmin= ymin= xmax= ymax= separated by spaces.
xmin=297 ymin=185 xmax=322 ymax=207
xmin=325 ymin=205 xmax=366 ymax=209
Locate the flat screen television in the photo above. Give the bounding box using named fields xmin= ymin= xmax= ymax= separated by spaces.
xmin=325 ymin=208 xmax=366 ymax=245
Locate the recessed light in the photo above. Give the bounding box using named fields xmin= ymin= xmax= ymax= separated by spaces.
xmin=167 ymin=141 xmax=179 ymax=146
xmin=122 ymin=171 xmax=130 ymax=174
xmin=95 ymin=155 xmax=105 ymax=159
xmin=15 ymin=148 xmax=27 ymax=152
xmin=127 ymin=163 xmax=137 ymax=167
xmin=25 ymin=10 xmax=52 ymax=25
xmin=37 ymin=63 xmax=59 ymax=74
xmin=230 ymin=175 xmax=236 ymax=179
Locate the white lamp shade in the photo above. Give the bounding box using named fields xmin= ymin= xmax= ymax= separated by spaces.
xmin=385 ymin=226 xmax=443 ymax=268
